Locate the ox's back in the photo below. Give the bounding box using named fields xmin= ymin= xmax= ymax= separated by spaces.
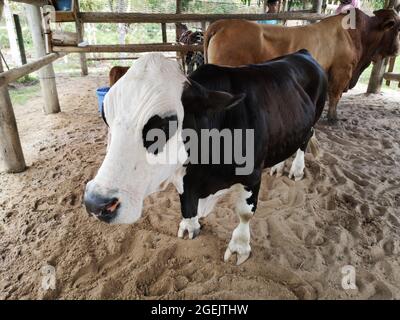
xmin=187 ymin=50 xmax=327 ymax=168
xmin=205 ymin=16 xmax=351 ymax=71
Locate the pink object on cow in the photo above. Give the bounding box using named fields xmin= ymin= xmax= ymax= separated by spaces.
xmin=336 ymin=0 xmax=360 ymax=14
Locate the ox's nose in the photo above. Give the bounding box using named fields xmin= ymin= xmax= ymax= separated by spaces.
xmin=84 ymin=192 xmax=120 ymax=223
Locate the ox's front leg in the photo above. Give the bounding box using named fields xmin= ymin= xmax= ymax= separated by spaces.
xmin=288 ymin=129 xmax=314 ymax=181
xmin=178 ymin=190 xmax=201 ymax=239
xmin=225 ymin=181 xmax=260 ymax=265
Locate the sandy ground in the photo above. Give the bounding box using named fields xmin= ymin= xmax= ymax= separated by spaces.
xmin=0 ymin=75 xmax=399 ymax=300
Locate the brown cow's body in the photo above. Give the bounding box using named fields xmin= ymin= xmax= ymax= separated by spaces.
xmin=109 ymin=66 xmax=129 ymax=87
xmin=205 ymin=9 xmax=400 ymax=121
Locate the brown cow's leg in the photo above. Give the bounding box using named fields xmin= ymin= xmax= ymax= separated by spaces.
xmin=327 ymin=91 xmax=341 ymax=123
xmin=327 ymin=67 xmax=352 ymax=124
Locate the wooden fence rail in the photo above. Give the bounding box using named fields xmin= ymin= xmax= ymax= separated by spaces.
xmin=0 ymin=52 xmax=65 ymax=87
xmin=52 ymin=43 xmax=203 ymax=53
xmin=55 ymin=12 xmax=329 ymax=23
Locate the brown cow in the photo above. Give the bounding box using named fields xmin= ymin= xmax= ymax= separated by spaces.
xmin=109 ymin=66 xmax=129 ymax=87
xmin=205 ymin=9 xmax=400 ymax=122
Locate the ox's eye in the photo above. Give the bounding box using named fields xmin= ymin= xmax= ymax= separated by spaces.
xmin=142 ymin=114 xmax=178 ymax=155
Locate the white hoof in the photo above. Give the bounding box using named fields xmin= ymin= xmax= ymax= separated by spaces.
xmin=289 ymin=150 xmax=305 ymax=181
xmin=177 ymin=217 xmax=201 ymax=239
xmin=270 ymin=161 xmax=285 ymax=177
xmin=288 ymin=168 xmax=304 ymax=181
xmin=224 ymin=246 xmax=251 ymax=266
xmin=224 ymin=226 xmax=251 ymax=266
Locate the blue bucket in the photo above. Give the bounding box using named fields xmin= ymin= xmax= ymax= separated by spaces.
xmin=54 ymin=0 xmax=73 ymax=11
xmin=96 ymin=87 xmax=110 ymax=114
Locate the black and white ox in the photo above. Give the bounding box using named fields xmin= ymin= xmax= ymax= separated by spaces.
xmin=84 ymin=51 xmax=327 ymax=265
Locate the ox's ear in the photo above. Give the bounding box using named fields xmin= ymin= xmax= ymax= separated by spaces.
xmin=374 ymin=9 xmax=397 ymax=30
xmin=182 ymin=80 xmax=246 ymax=114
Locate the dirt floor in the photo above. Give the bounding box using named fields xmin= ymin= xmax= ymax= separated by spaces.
xmin=0 ymin=75 xmax=399 ymax=300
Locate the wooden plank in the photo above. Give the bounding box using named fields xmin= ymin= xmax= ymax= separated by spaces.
xmin=87 ymin=57 xmax=138 ymax=61
xmin=87 ymin=56 xmax=179 ymax=61
xmin=0 ymin=53 xmax=64 ymax=87
xmin=52 ymin=43 xmax=203 ymax=53
xmin=54 ymin=11 xmax=75 ymax=22
xmin=52 ymin=30 xmax=78 ymax=46
xmin=78 ymin=12 xmax=329 ymax=24
xmin=383 ymin=72 xmax=400 ymax=82
xmin=10 ymin=0 xmax=47 ymax=5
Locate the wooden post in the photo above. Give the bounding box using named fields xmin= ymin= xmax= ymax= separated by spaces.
xmin=367 ymin=58 xmax=388 ymax=94
xmin=74 ymin=0 xmax=88 ymax=76
xmin=313 ymin=0 xmax=323 ymax=13
xmin=201 ymin=21 xmax=206 ymax=32
xmin=367 ymin=0 xmax=398 ymax=93
xmin=25 ymin=3 xmax=61 ymax=114
xmin=4 ymin=0 xmax=22 ymax=66
xmin=175 ymin=0 xmax=182 ymax=41
xmin=41 ymin=6 xmax=53 ymax=54
xmin=0 ymin=59 xmax=26 ymax=173
xmin=13 ymin=14 xmax=27 ymax=65
xmin=175 ymin=0 xmax=185 ymax=70
xmin=0 ymin=1 xmax=26 ymax=173
xmin=386 ymin=57 xmax=396 ymax=86
xmin=161 ymin=23 xmax=167 ymax=43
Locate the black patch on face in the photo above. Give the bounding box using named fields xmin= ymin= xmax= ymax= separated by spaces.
xmin=142 ymin=114 xmax=178 ymax=155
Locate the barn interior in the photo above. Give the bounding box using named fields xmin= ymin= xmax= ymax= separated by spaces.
xmin=0 ymin=0 xmax=400 ymax=299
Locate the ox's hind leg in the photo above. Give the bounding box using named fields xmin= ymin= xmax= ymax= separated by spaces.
xmin=288 ymin=149 xmax=305 ymax=181
xmin=224 ymin=181 xmax=260 ymax=265
xmin=289 ymin=129 xmax=314 ymax=181
xmin=270 ymin=160 xmax=285 ymax=177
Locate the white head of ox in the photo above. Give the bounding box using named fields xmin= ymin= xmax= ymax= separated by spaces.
xmin=84 ymin=53 xmax=243 ymax=224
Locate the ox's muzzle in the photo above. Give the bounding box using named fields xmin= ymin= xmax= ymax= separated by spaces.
xmin=84 ymin=191 xmax=120 ymax=223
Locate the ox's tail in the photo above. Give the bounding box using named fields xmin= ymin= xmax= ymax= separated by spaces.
xmin=203 ymin=21 xmax=222 ymax=64
xmin=308 ymin=131 xmax=321 ymax=159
